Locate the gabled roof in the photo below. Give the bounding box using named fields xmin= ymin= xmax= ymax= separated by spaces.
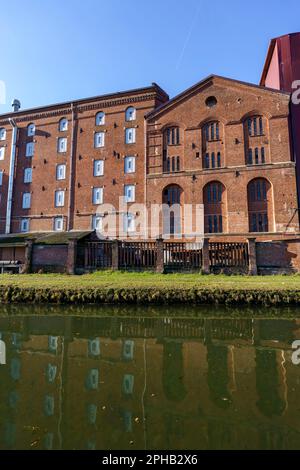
xmin=146 ymin=74 xmax=290 ymax=120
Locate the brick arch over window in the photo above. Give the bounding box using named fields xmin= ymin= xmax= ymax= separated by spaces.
xmin=203 ymin=181 xmax=226 ymax=234
xmin=247 ymin=178 xmax=273 ymax=233
xmin=162 ymin=184 xmax=183 ymax=236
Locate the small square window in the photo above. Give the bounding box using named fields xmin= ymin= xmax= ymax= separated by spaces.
xmin=20 ymin=218 xmax=30 ymax=232
xmin=93 ymin=160 xmax=104 ymax=177
xmin=92 ymin=215 xmax=103 ymax=231
xmin=124 ymin=156 xmax=135 ymax=174
xmin=54 ymin=217 xmax=63 ymax=231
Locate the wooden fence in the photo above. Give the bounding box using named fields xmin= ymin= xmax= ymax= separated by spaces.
xmin=209 ymin=242 xmax=249 ymax=269
xmin=79 ymin=240 xmax=250 ymax=272
xmin=118 ymin=241 xmax=157 ymax=270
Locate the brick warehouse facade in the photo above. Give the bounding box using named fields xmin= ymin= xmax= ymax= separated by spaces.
xmin=0 ymin=32 xmax=300 ymax=272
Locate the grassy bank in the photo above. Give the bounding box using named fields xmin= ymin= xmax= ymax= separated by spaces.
xmin=0 ymin=272 xmax=300 ymax=306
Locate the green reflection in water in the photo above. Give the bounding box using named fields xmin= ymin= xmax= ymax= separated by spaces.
xmin=0 ymin=304 xmax=300 ymax=450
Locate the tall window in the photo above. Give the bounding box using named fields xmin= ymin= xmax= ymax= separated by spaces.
xmin=0 ymin=170 xmax=3 ymax=186
xmin=96 ymin=112 xmax=105 ymax=126
xmin=54 ymin=217 xmax=64 ymax=231
xmin=92 ymin=215 xmax=103 ymax=231
xmin=93 ymin=160 xmax=104 ymax=177
xmin=125 ymin=107 xmax=136 ymax=122
xmin=94 ymin=132 xmax=105 ymax=148
xmin=56 ymin=164 xmax=66 ymax=180
xmin=20 ymin=218 xmax=30 ymax=232
xmin=162 ymin=185 xmax=183 ymax=235
xmin=0 ymin=128 xmax=6 ymax=140
xmin=59 ymin=118 xmax=68 ymax=132
xmin=27 ymin=123 xmax=35 ymax=137
xmin=204 ymin=122 xmax=220 ymax=141
xmin=22 ymin=193 xmax=31 ymax=209
xmin=125 ymin=128 xmax=136 ymax=144
xmin=92 ymin=187 xmax=103 ymax=205
xmin=124 ymin=184 xmax=135 ymax=202
xmin=55 ymin=190 xmax=65 ymax=207
xmin=124 ymin=156 xmax=136 ymax=174
xmin=24 ymin=168 xmax=32 ymax=183
xmin=247 ymin=178 xmax=270 ymax=233
xmin=57 ymin=137 xmax=67 ymax=153
xmin=166 ymin=127 xmax=180 ymax=146
xmin=124 ymin=213 xmax=135 ymax=233
xmin=203 ymin=182 xmax=225 ymax=234
xmin=247 ymin=116 xmax=264 ymax=136
xmin=0 ymin=147 xmax=5 ymax=160
xmin=26 ymin=142 xmax=34 ymax=157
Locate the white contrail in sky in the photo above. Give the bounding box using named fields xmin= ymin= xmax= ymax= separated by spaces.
xmin=176 ymin=3 xmax=202 ymax=70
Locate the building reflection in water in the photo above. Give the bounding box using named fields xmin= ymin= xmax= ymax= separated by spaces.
xmin=0 ymin=314 xmax=300 ymax=450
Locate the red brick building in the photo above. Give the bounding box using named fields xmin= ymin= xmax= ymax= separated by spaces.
xmin=0 ymin=33 xmax=300 ymax=270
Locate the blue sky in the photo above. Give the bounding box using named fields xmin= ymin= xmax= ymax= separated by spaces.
xmin=0 ymin=0 xmax=299 ymax=113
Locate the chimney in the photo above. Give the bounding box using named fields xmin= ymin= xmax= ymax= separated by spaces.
xmin=11 ymin=99 xmax=21 ymax=113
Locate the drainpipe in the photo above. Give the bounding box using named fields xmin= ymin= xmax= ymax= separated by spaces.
xmin=5 ymin=118 xmax=18 ymax=234
xmin=67 ymin=103 xmax=75 ymax=231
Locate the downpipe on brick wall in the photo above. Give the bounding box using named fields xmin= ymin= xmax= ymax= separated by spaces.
xmin=5 ymin=118 xmax=18 ymax=234
xmin=67 ymin=103 xmax=75 ymax=231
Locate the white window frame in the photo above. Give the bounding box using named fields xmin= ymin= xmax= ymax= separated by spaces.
xmin=125 ymin=128 xmax=136 ymax=144
xmin=22 ymin=192 xmax=31 ymax=209
xmin=95 ymin=112 xmax=105 ymax=126
xmin=59 ymin=118 xmax=68 ymax=132
xmin=124 ymin=213 xmax=135 ymax=233
xmin=92 ymin=187 xmax=103 ymax=205
xmin=57 ymin=137 xmax=67 ymax=153
xmin=0 ymin=128 xmax=6 ymax=140
xmin=27 ymin=123 xmax=35 ymax=137
xmin=0 ymin=170 xmax=3 ymax=186
xmin=26 ymin=142 xmax=34 ymax=157
xmin=54 ymin=217 xmax=64 ymax=232
xmin=125 ymin=107 xmax=136 ymax=122
xmin=0 ymin=147 xmax=5 ymax=160
xmin=93 ymin=159 xmax=104 ymax=177
xmin=124 ymin=184 xmax=135 ymax=202
xmin=24 ymin=168 xmax=32 ymax=183
xmin=94 ymin=132 xmax=105 ymax=148
xmin=56 ymin=164 xmax=66 ymax=180
xmin=20 ymin=218 xmax=30 ymax=232
xmin=92 ymin=215 xmax=103 ymax=231
xmin=124 ymin=156 xmax=136 ymax=174
xmin=55 ymin=190 xmax=65 ymax=207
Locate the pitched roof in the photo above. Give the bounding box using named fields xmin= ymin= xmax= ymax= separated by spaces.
xmin=146 ymin=74 xmax=290 ymax=120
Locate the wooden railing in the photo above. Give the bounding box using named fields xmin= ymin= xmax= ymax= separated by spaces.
xmin=85 ymin=242 xmax=112 ymax=269
xmin=209 ymin=242 xmax=249 ymax=268
xmin=80 ymin=240 xmax=250 ymax=272
xmin=164 ymin=242 xmax=202 ymax=271
xmin=118 ymin=241 xmax=157 ymax=269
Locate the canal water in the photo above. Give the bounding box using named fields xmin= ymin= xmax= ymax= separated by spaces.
xmin=1 ymin=304 xmax=300 ymax=450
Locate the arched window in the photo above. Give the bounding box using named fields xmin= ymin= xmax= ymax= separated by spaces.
xmin=203 ymin=181 xmax=225 ymax=234
xmin=247 ymin=116 xmax=264 ymax=137
xmin=165 ymin=127 xmax=180 ymax=146
xmin=96 ymin=112 xmax=105 ymax=126
xmin=59 ymin=118 xmax=68 ymax=132
xmin=27 ymin=123 xmax=35 ymax=137
xmin=0 ymin=128 xmax=6 ymax=140
xmin=204 ymin=121 xmax=220 ymax=142
xmin=125 ymin=107 xmax=136 ymax=122
xmin=247 ymin=178 xmax=271 ymax=232
xmin=163 ymin=127 xmax=181 ymax=171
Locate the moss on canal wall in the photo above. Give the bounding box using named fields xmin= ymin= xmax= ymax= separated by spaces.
xmin=1 ymin=285 xmax=300 ymax=307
